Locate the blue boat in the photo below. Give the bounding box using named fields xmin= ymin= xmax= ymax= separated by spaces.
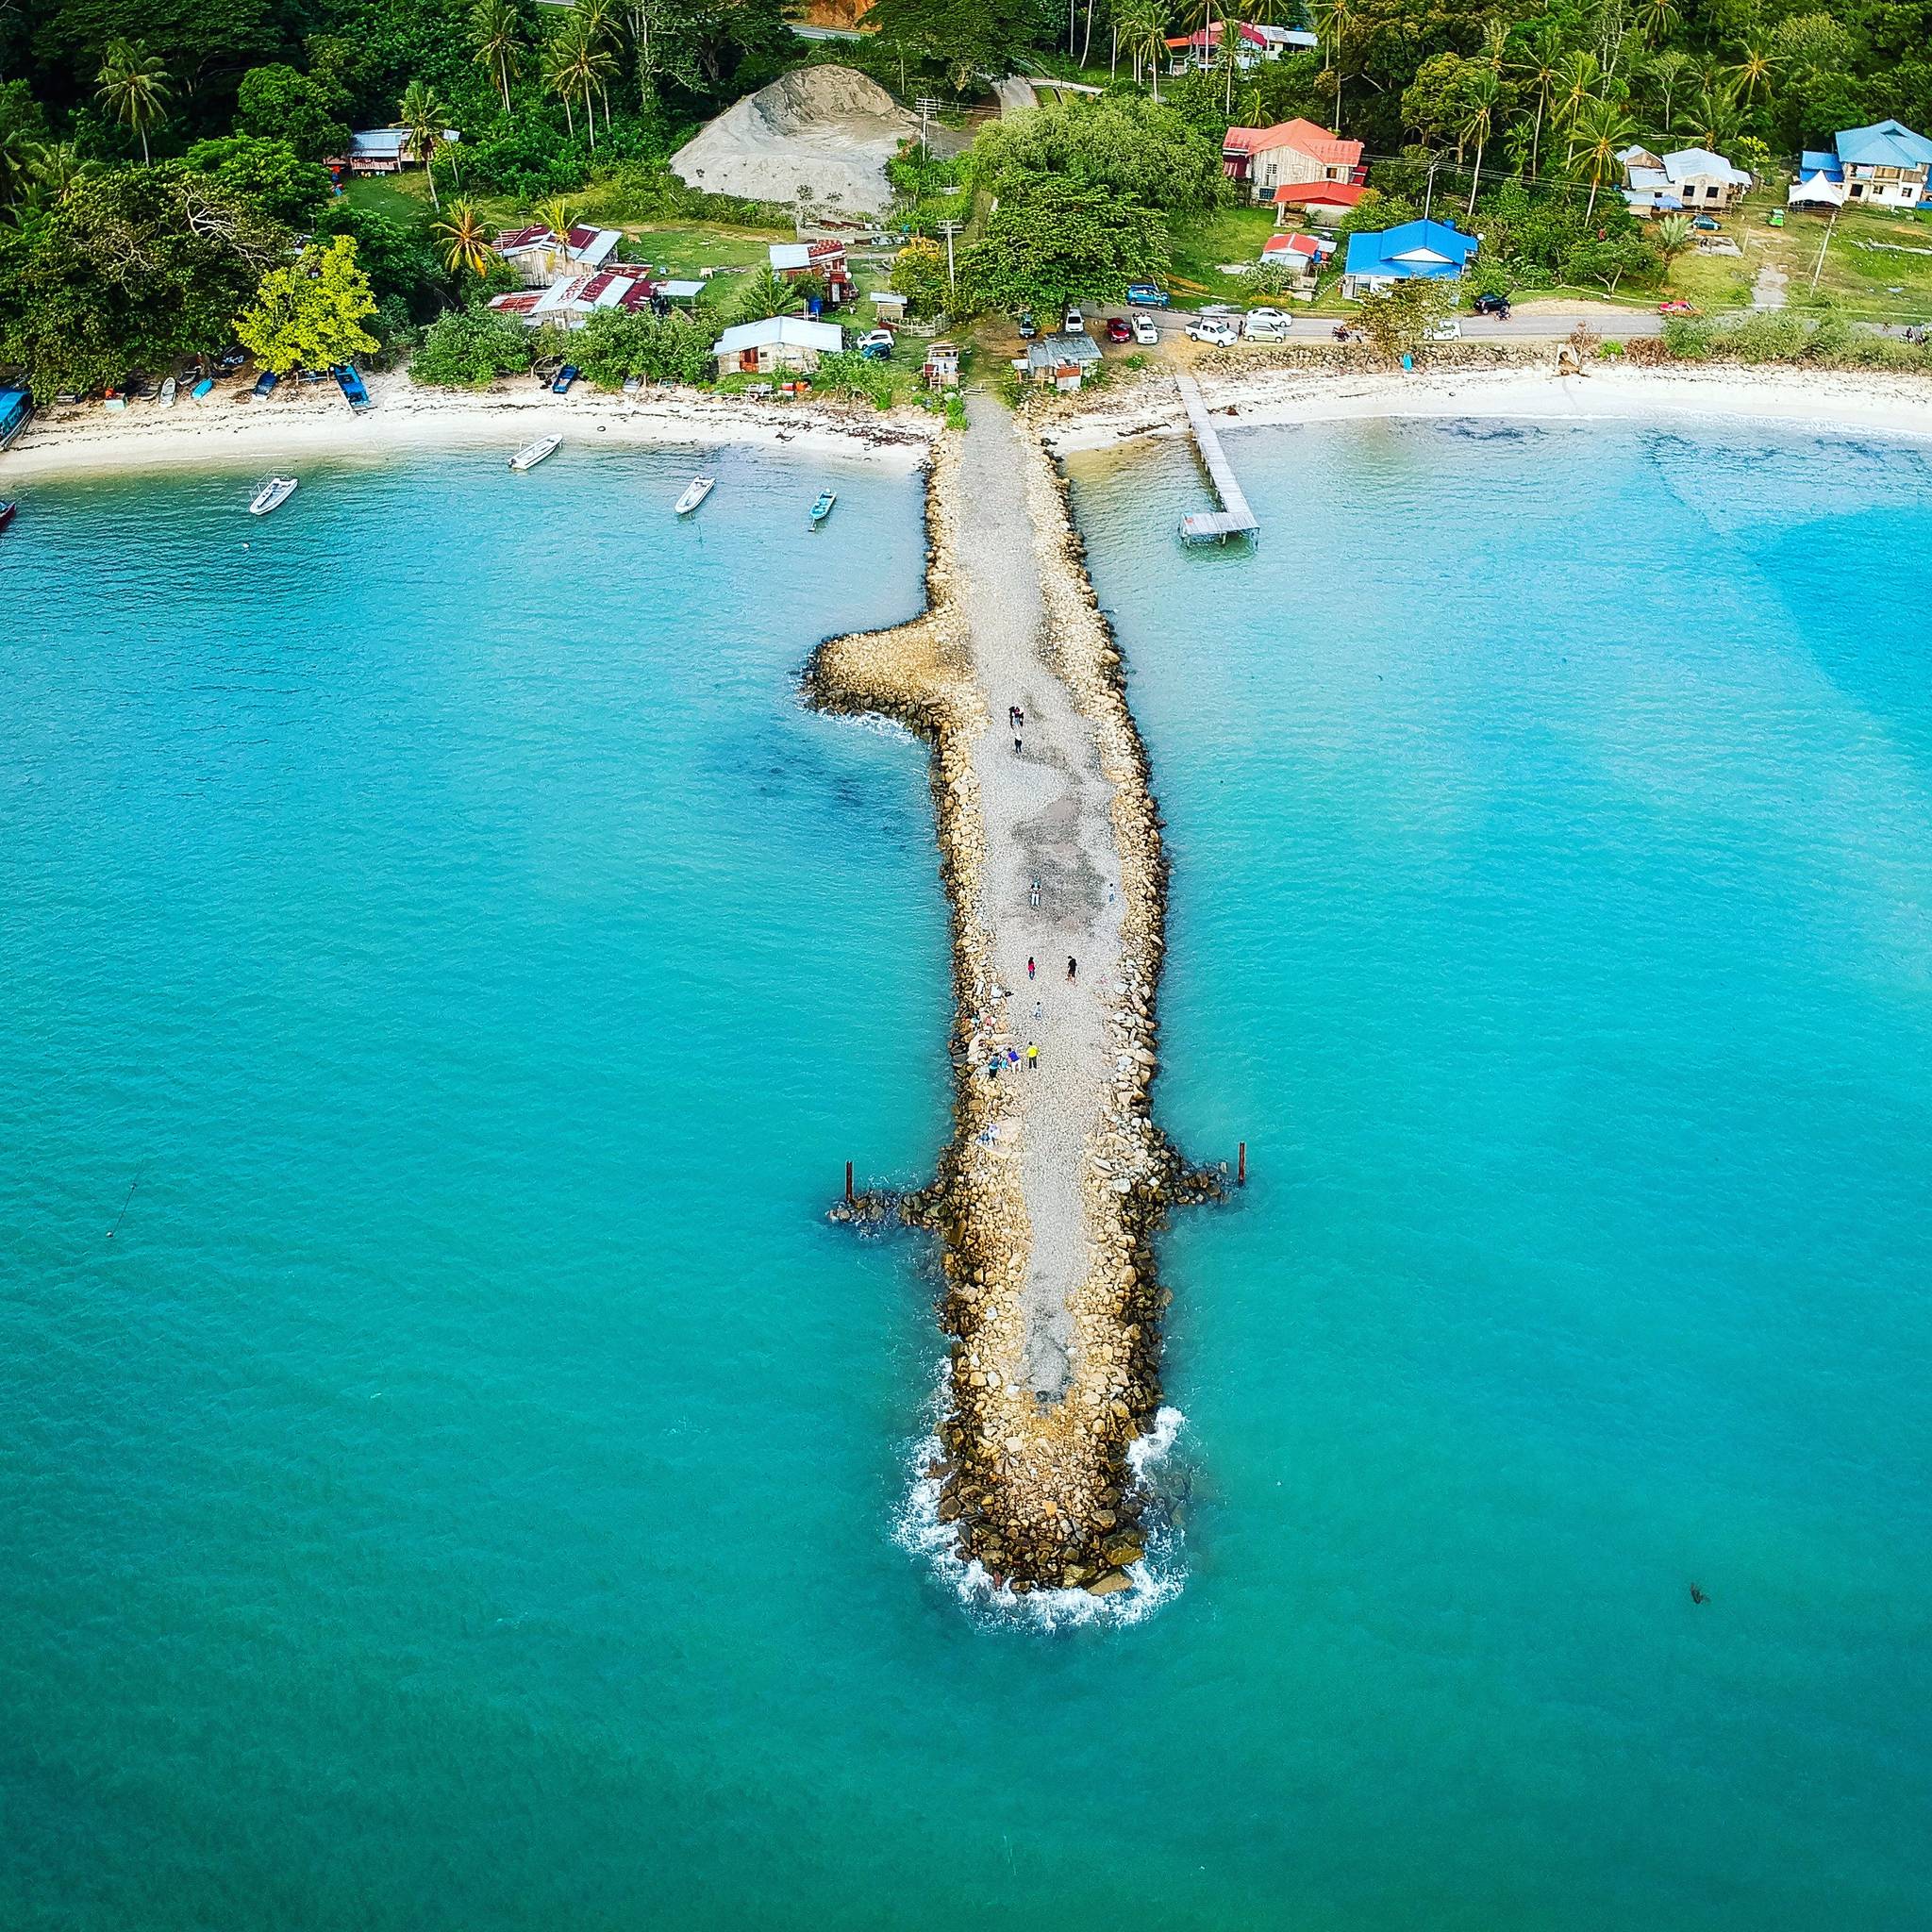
xmin=332 ymin=364 xmax=372 ymax=412
xmin=250 ymin=370 xmax=278 ymax=400
xmin=809 ymin=490 xmax=837 ymax=527
xmin=191 ymin=377 xmax=215 ymax=401
xmin=0 ymin=388 xmax=31 ymax=451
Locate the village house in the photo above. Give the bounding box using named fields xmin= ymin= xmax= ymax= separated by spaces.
xmin=487 ymin=266 xmax=661 ymax=327
xmin=1341 ymin=218 xmax=1478 ymax=300
xmin=1617 ymin=144 xmax=1752 ymax=213
xmin=709 ymin=315 xmax=846 ymax=375
xmin=493 ymin=224 xmax=624 ymax=285
xmin=1259 ymin=228 xmax=1336 ymax=291
xmin=1164 ymin=20 xmax=1316 ymax=72
xmin=335 ymin=125 xmax=458 ymax=175
xmin=1221 ymin=117 xmax=1365 ymax=206
xmin=769 ymin=239 xmax=856 ymax=307
xmin=1790 ymin=120 xmax=1932 ymax=209
xmin=1024 ymin=332 xmax=1104 ymax=391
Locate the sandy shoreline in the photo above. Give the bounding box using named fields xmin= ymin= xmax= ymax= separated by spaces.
xmin=1 ymin=367 xmax=937 ymax=480
xmin=1045 ymin=362 xmax=1932 ymax=453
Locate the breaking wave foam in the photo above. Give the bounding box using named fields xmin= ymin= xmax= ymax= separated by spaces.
xmin=893 ymin=1366 xmax=1190 ymax=1630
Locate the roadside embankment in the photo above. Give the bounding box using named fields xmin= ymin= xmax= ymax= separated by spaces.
xmin=808 ymin=401 xmax=1212 ymax=1599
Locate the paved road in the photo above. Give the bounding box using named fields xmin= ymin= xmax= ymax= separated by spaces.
xmin=1098 ymin=305 xmax=1672 ymax=344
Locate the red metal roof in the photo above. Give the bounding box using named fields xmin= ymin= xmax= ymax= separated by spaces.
xmin=1224 ymin=118 xmax=1364 ymax=168
xmin=495 ymin=225 xmax=550 ymax=249
xmin=488 ymin=291 xmax=542 ymax=313
xmin=1273 ymin=179 xmax=1369 ymax=208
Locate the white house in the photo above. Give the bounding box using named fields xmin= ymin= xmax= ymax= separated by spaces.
xmin=486 ymin=268 xmax=660 ymax=326
xmin=1618 ymin=144 xmax=1752 ymax=213
xmin=1791 ymin=120 xmax=1932 ymax=209
xmin=341 ymin=125 xmax=459 ymax=175
xmin=710 ymin=315 xmax=846 ymax=375
xmin=493 ymin=224 xmax=623 ymax=284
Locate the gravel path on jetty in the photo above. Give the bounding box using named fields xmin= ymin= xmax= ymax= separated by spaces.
xmin=808 ymin=399 xmax=1217 ymax=1598
xmin=953 ymin=396 xmax=1124 ymax=1398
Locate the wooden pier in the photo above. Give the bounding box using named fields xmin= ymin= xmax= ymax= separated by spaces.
xmin=1175 ymin=372 xmax=1259 ymax=545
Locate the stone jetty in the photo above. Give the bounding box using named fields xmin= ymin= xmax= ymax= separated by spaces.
xmin=808 ymin=396 xmax=1216 ymax=1595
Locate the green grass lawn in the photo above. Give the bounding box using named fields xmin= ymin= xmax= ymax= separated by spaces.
xmin=1167 ymin=205 xmax=1281 ymax=303
xmin=342 ymin=174 xmax=435 ymax=232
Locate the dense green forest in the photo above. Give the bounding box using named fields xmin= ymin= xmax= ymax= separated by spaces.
xmin=2 ymin=0 xmax=1928 ymax=396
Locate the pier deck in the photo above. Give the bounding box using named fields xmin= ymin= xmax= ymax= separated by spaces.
xmin=1174 ymin=372 xmax=1258 ymax=544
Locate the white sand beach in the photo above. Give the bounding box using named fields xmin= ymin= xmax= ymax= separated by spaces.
xmin=1046 ymin=362 xmax=1932 ymax=452
xmin=1 ymin=366 xmax=938 ymax=481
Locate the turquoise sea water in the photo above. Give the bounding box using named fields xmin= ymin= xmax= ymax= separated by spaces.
xmin=5 ymin=421 xmax=1930 ymax=1928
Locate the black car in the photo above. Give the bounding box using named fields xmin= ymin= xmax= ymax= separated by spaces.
xmin=1473 ymin=293 xmax=1512 ymax=317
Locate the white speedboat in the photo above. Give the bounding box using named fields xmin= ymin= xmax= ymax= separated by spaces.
xmin=508 ymin=435 xmax=561 ymax=473
xmin=248 ymin=476 xmax=298 ymax=516
xmin=675 ymin=475 xmax=715 ymax=516
xmin=158 ymin=376 xmax=177 ymax=407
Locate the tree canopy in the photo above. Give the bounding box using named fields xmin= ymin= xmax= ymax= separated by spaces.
xmin=234 ymin=233 xmax=380 ymax=373
xmin=962 ymin=177 xmax=1169 ymax=317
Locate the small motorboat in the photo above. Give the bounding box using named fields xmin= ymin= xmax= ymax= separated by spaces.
xmin=333 ymin=364 xmax=372 ymax=412
xmin=808 ymin=489 xmax=837 ymax=527
xmin=248 ymin=476 xmax=298 ymax=516
xmin=158 ymin=376 xmax=177 ymax=407
xmin=508 ymin=435 xmax=560 ymax=473
xmin=191 ymin=377 xmax=215 ymax=400
xmin=0 ymin=500 xmax=17 ymax=532
xmin=675 ymin=475 xmax=715 ymax=516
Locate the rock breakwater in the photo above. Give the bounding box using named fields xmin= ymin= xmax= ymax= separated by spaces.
xmin=807 ymin=408 xmax=1216 ymax=1598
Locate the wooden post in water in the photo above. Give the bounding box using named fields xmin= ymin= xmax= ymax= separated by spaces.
xmin=1237 ymin=1141 xmax=1246 ymax=1187
xmin=845 ymin=1160 xmax=855 ymax=1204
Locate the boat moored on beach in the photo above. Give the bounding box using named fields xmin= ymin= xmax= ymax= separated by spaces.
xmin=333 ymin=365 xmax=372 ymax=412
xmin=190 ymin=377 xmax=214 ymax=401
xmin=248 ymin=477 xmax=298 ymax=516
xmin=508 ymin=435 xmax=560 ymax=473
xmin=675 ymin=476 xmax=715 ymax=516
xmin=809 ymin=490 xmax=837 ymax=526
xmin=158 ymin=377 xmax=177 ymax=407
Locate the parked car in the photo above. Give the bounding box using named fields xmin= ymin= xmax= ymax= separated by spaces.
xmin=551 ymin=364 xmax=580 ymax=393
xmin=857 ymin=328 xmax=895 ymax=359
xmin=1186 ymin=318 xmax=1241 ymax=346
xmin=1125 ymin=284 xmax=1172 ymax=307
xmin=1690 ymin=214 xmax=1721 ymax=231
xmin=1425 ymin=318 xmax=1462 ymax=341
xmin=250 ymin=369 xmax=278 ymax=399
xmin=1131 ymin=313 xmax=1160 ymax=346
xmin=1106 ymin=317 xmax=1133 ymax=343
xmin=1063 ymin=308 xmax=1084 ymax=333
xmin=1243 ymin=308 xmax=1291 ymax=341
xmin=1657 ymin=299 xmax=1697 ymax=315
xmin=1473 ymin=292 xmax=1511 ymax=317
xmin=1016 ymin=311 xmax=1038 ymax=339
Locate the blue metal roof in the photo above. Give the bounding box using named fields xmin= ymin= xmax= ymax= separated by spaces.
xmin=1834 ymin=120 xmax=1932 ymax=169
xmin=1800 ymin=149 xmax=1844 ymax=181
xmin=1343 ymin=219 xmax=1479 ymax=281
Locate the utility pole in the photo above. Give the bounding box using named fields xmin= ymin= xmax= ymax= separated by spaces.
xmin=936 ymin=217 xmax=964 ymax=292
xmin=915 ymin=94 xmax=941 ymax=154
xmin=1809 ymin=200 xmax=1840 ymax=295
xmin=1424 ymin=157 xmax=1439 ymax=222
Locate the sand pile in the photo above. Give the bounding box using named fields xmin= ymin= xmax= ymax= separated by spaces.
xmin=669 ymin=66 xmax=924 ymax=216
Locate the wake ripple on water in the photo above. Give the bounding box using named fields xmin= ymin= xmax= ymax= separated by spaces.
xmin=893 ymin=1368 xmax=1191 ymax=1631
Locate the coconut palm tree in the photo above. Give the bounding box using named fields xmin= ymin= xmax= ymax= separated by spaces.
xmin=1318 ymin=0 xmax=1356 ymax=134
xmin=470 ymin=0 xmax=523 ymax=115
xmin=541 ymin=30 xmax=581 ymax=140
xmin=534 ymin=193 xmax=578 ymax=276
xmin=1460 ymin=70 xmax=1504 ymax=215
xmin=733 ymin=265 xmax=801 ymax=324
xmin=1117 ymin=0 xmax=1167 ymax=99
xmin=1551 ymin=49 xmax=1603 ymax=165
xmin=95 ymin=39 xmax=171 ymax=165
xmin=1635 ymin=0 xmax=1677 ymax=48
xmin=435 ymin=199 xmax=494 ymax=276
xmin=398 ymin=79 xmax=451 ymax=208
xmin=1726 ymin=35 xmax=1777 ymax=108
xmin=1675 ymin=81 xmax=1742 ymax=153
xmin=1573 ymin=96 xmax=1637 ymax=217
xmin=1217 ymin=17 xmax=1243 ymax=114
xmin=1512 ymin=22 xmax=1565 ymax=181
xmin=572 ymin=0 xmax=620 ymax=126
xmin=29 ymin=140 xmax=88 ymax=205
